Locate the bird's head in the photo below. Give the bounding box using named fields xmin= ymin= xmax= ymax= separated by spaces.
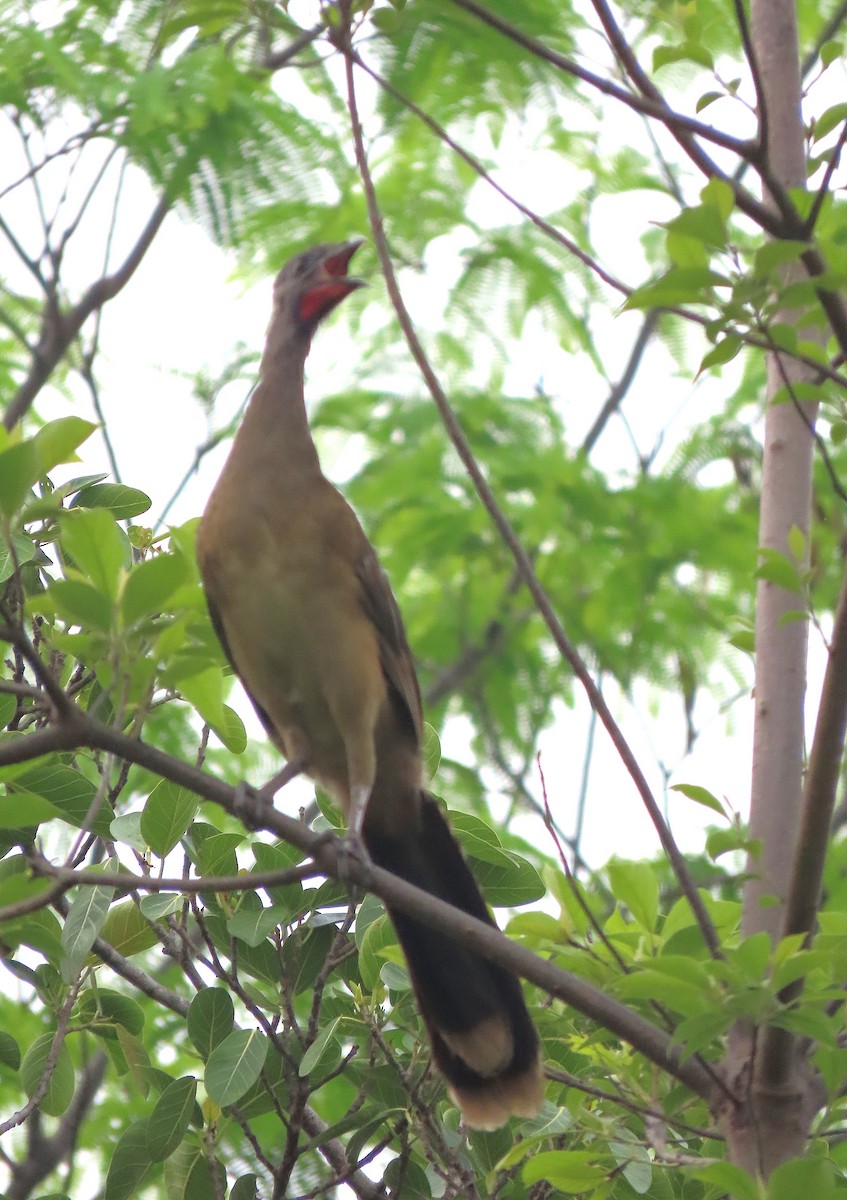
xmin=272 ymin=239 xmax=365 ymax=339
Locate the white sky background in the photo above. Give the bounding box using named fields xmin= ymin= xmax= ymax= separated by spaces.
xmin=6 ymin=1 xmax=844 ymax=873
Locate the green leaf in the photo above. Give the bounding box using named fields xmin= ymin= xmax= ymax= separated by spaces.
xmin=523 ymin=1150 xmax=607 ymax=1191
xmin=98 ymin=899 xmax=160 ymax=958
xmin=618 ymin=970 xmax=709 ymax=1014
xmin=813 ymin=102 xmax=847 ymax=143
xmin=204 ymin=1028 xmax=269 ymax=1106
xmin=371 ymin=6 xmax=401 ymax=32
xmin=699 ymin=334 xmax=742 ymax=373
xmin=146 ymin=1075 xmax=198 ymax=1162
xmin=696 ymin=90 xmax=723 ymax=113
xmin=0 ymin=441 xmax=40 ymax=516
xmin=820 ymin=40 xmax=843 ymax=68
xmin=140 ymin=780 xmax=198 ymax=858
xmin=730 ymin=629 xmax=755 ymax=653
xmin=111 ymin=812 xmax=147 ymax=854
xmin=756 ymin=547 xmax=804 ymax=593
xmin=0 ymin=1030 xmax=21 ymax=1069
xmin=162 ymin=1137 xmax=226 ymax=1200
xmin=670 ymin=783 xmax=726 ymax=816
xmin=652 ymin=41 xmax=713 ymax=71
xmin=752 ymin=239 xmax=809 ymax=278
xmin=787 ymin=524 xmax=806 ymax=562
xmin=121 ymin=552 xmax=189 ymax=627
xmin=47 ymin=578 xmax=114 ymax=632
xmin=299 ymin=1016 xmax=341 ymax=1076
xmin=665 ymin=204 xmax=726 ymax=249
xmin=187 ymin=988 xmax=234 ymax=1060
xmin=60 ymin=508 xmax=128 ymax=599
xmin=230 ymin=1176 xmax=259 ymax=1200
xmin=20 ymin=1032 xmax=75 ymax=1116
xmin=139 ymin=892 xmax=182 ymax=921
xmin=0 ymin=790 xmax=64 ymax=829
xmin=197 ymin=831 xmax=242 ymax=877
xmin=691 ymin=1163 xmax=759 ymax=1200
xmin=471 ymin=850 xmax=545 ymax=906
xmin=104 ymin=1118 xmax=155 ymax=1200
xmin=227 ymin=903 xmax=288 ymax=947
xmin=9 ymin=762 xmax=113 ymax=838
xmin=251 ymin=840 xmax=305 ymax=908
xmin=280 ymin=924 xmax=337 ymax=995
xmin=707 ymin=826 xmax=758 ymax=860
xmin=76 ymin=989 xmax=145 ymax=1038
xmin=701 ymin=177 xmax=734 ymax=221
xmin=359 ymin=911 xmax=398 ymax=990
xmin=61 ymin=865 xmax=116 ymax=981
xmin=624 ymin=267 xmax=730 ymax=310
xmin=607 ymin=860 xmax=659 ymax=931
xmin=34 ymin=417 xmax=98 ymax=474
xmin=72 ymin=482 xmax=152 ymax=519
xmin=179 ymin=668 xmax=246 ymax=752
xmin=731 ymin=930 xmax=771 ymax=980
xmin=768 ymin=1157 xmax=836 ymax=1200
xmin=0 ymin=532 xmax=38 ymax=583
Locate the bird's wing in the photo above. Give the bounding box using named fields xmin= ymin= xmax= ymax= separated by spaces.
xmin=203 ymin=587 xmax=278 ymax=741
xmin=355 ymin=545 xmax=424 ymax=744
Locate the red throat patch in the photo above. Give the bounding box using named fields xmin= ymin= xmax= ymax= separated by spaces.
xmin=299 ymin=281 xmax=357 ymax=325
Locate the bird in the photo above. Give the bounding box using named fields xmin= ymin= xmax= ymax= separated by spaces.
xmin=195 ymin=239 xmax=543 ymax=1129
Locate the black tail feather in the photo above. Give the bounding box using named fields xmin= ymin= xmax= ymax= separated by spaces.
xmin=364 ymin=792 xmax=542 ymax=1126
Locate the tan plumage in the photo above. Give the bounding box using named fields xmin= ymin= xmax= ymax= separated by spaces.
xmin=196 ymin=240 xmax=543 ymax=1127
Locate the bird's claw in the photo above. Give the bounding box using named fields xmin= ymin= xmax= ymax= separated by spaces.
xmin=232 ymin=780 xmax=274 ymax=829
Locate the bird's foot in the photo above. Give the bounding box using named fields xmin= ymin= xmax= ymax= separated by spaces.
xmin=232 ymin=780 xmax=274 ymax=830
xmin=338 ymin=829 xmax=371 ymax=877
xmin=337 ymin=830 xmax=371 ymax=904
xmin=311 ymin=828 xmax=370 ymax=894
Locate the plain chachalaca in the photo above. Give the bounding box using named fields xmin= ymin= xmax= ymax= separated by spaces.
xmin=196 ymin=240 xmax=543 ymax=1128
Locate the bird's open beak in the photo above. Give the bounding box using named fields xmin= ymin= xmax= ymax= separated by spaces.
xmin=321 ymin=239 xmax=366 ymax=288
xmin=298 ymin=239 xmax=366 ymax=326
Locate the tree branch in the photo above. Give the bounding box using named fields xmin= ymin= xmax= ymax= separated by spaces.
xmin=0 ymin=976 xmax=84 ymax=1138
xmin=0 ymin=704 xmax=719 ymax=1100
xmin=756 ymin=559 xmax=847 ymax=1087
xmin=449 ymin=0 xmax=756 ymax=160
xmin=351 ymin=47 xmax=629 ymax=297
xmin=580 ymin=311 xmax=661 ymax=456
xmin=7 ymin=1053 xmax=107 ymax=1200
xmin=4 ymin=193 xmax=170 ymax=430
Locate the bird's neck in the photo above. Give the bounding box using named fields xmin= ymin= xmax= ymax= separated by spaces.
xmin=235 ymin=332 xmax=322 ymax=483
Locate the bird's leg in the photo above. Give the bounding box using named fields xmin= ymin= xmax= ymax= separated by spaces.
xmin=333 ymin=782 xmax=372 ymax=889
xmin=232 ymin=758 xmax=308 ymax=828
xmin=258 ymin=758 xmax=308 ymax=798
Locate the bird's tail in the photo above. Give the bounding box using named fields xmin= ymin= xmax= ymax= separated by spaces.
xmin=364 ymin=791 xmax=543 ymax=1129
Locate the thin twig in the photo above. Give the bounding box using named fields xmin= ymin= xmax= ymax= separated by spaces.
xmin=804 ymin=116 xmax=847 ymax=236
xmin=732 ymin=0 xmax=768 ymax=160
xmin=5 ymin=193 xmax=170 ymax=429
xmin=581 ymin=311 xmax=660 ymax=455
xmin=449 ymin=0 xmax=755 ymax=160
xmin=545 ymin=1065 xmax=720 ymax=1139
xmin=260 ymin=22 xmax=324 ymax=71
xmin=351 ymin=48 xmax=628 ymax=297
xmin=0 ymin=608 xmax=73 ymax=719
xmin=23 ymin=859 xmax=319 ymax=907
xmin=0 ymin=976 xmax=84 ymax=1137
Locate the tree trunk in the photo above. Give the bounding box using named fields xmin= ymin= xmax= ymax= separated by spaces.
xmin=722 ymin=0 xmax=823 ymax=1176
